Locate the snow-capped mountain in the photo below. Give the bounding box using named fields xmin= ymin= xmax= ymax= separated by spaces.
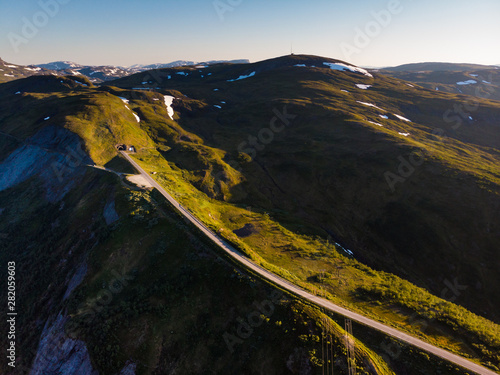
xmin=37 ymin=61 xmax=83 ymax=70
xmin=34 ymin=62 xmax=131 ymax=83
xmin=33 ymin=59 xmax=250 ymax=83
xmin=0 ymin=58 xmax=55 ymax=83
xmin=128 ymin=59 xmax=250 ymax=72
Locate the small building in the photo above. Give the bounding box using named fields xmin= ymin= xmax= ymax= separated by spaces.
xmin=115 ymin=144 xmax=127 ymax=151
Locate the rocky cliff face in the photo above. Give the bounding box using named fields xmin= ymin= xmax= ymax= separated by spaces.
xmin=0 ymin=125 xmax=98 ymax=374
xmin=29 ymin=313 xmax=98 ymax=375
xmin=0 ymin=125 xmax=93 ymax=202
xmin=29 ymin=311 xmax=137 ymax=375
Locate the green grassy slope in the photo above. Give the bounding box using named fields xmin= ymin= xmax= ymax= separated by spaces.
xmin=108 ymin=54 xmax=500 ymax=322
xmin=0 ymin=75 xmax=154 ymax=165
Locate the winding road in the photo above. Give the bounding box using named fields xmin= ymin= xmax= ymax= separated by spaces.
xmin=120 ymin=151 xmax=498 ymax=375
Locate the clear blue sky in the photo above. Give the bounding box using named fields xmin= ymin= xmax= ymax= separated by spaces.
xmin=1 ymin=0 xmax=499 ymax=67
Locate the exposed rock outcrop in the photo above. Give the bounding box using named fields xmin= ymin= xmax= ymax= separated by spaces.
xmin=103 ymin=198 xmax=119 ymax=225
xmin=30 ymin=313 xmax=98 ymax=375
xmin=63 ymin=263 xmax=88 ymax=300
xmin=0 ymin=125 xmax=93 ymax=202
xmin=119 ymin=361 xmax=136 ymax=375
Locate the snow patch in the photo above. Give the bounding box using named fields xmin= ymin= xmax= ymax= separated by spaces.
xmin=323 ymin=62 xmax=373 ymax=77
xmin=5 ymin=64 xmax=17 ymax=68
xmin=15 ymin=91 xmax=21 ymax=95
xmin=294 ymin=64 xmax=307 ymax=67
xmin=163 ymin=95 xmax=175 ymax=120
xmin=355 ymin=84 xmax=371 ymax=90
xmin=379 ymin=115 xmax=389 ymax=119
xmin=103 ymin=199 xmax=119 ymax=226
xmin=368 ymin=121 xmax=383 ymax=127
xmin=394 ymin=114 xmax=411 ymax=122
xmin=214 ymin=105 xmax=222 ymax=109
xmin=482 ymin=80 xmax=492 ymax=84
xmin=406 ymin=83 xmax=414 ymax=87
xmin=398 ymin=132 xmax=410 ymax=137
xmin=357 ymin=101 xmax=385 ymax=111
xmin=334 ymin=241 xmax=354 ymax=257
xmin=44 ymin=117 xmax=50 ymax=121
xmin=341 ymin=89 xmax=349 ymax=93
xmin=470 ymin=74 xmax=478 ymax=77
xmin=227 ymin=71 xmax=256 ymax=82
xmin=4 ymin=74 xmax=14 ymax=77
xmin=457 ymin=80 xmax=477 ymax=85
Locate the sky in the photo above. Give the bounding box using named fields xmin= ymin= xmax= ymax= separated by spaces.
xmin=1 ymin=0 xmax=499 ymax=68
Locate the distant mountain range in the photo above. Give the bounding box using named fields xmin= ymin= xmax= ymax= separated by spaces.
xmin=4 ymin=57 xmax=498 ymax=86
xmin=382 ymin=62 xmax=499 ymax=72
xmin=0 ymin=57 xmax=54 ymax=84
xmin=34 ymin=59 xmax=250 ymax=82
xmin=127 ymin=59 xmax=250 ymax=71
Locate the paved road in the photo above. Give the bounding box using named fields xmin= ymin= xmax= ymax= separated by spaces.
xmin=120 ymin=151 xmax=498 ymax=375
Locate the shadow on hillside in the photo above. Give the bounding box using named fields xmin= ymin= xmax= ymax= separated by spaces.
xmin=104 ymin=154 xmax=138 ymax=175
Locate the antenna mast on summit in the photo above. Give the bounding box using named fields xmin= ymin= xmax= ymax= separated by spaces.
xmin=291 ymin=42 xmax=294 ymax=55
